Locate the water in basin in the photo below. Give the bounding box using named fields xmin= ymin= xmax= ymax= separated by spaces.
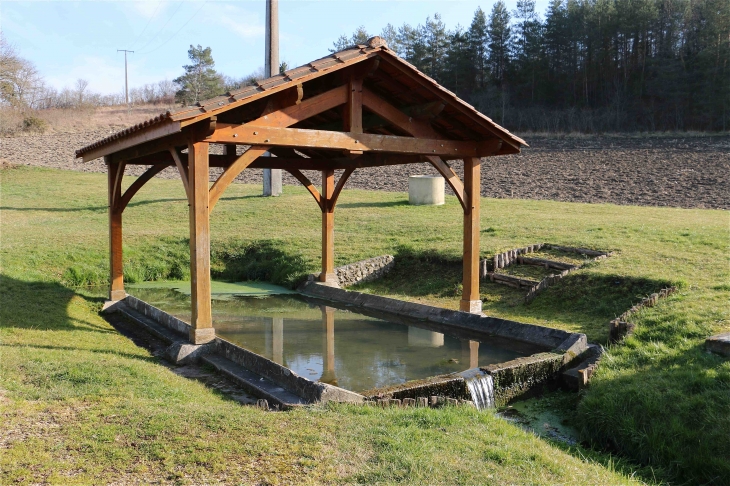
xmin=129 ymin=283 xmax=543 ymax=393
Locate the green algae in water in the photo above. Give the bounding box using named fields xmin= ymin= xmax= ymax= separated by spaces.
xmin=128 ymin=280 xmax=296 ymax=298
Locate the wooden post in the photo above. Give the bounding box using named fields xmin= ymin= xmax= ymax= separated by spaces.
xmin=107 ymin=156 xmax=125 ymax=301
xmin=460 ymin=156 xmax=482 ymax=314
xmin=188 ymin=141 xmax=214 ymax=344
xmin=320 ymin=169 xmax=337 ymax=285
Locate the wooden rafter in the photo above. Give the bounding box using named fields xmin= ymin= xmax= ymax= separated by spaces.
xmin=242 ymin=84 xmax=346 ymax=129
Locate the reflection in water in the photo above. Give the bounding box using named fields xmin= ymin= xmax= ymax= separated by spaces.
xmin=320 ymin=306 xmax=337 ymax=386
xmin=129 ymin=287 xmax=543 ymax=393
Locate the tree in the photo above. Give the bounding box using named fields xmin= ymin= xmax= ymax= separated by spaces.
xmin=0 ymin=34 xmax=45 ymax=108
xmin=329 ymin=26 xmax=370 ymax=52
xmin=488 ymin=0 xmax=512 ymax=87
xmin=468 ymin=7 xmax=489 ymax=89
xmin=173 ymin=45 xmax=223 ymax=105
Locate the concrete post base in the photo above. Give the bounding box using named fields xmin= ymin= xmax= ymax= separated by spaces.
xmin=189 ymin=327 xmax=216 ymax=345
xmin=165 ymin=341 xmax=215 ymax=365
xmin=319 ymin=273 xmax=341 ymax=288
xmin=109 ymin=290 xmax=126 ymax=301
xmin=101 ymin=299 xmax=124 ymax=314
xmin=459 ymin=299 xmax=483 ymax=315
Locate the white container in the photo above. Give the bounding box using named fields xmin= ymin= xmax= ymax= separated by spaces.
xmin=408 ymin=175 xmax=445 ymax=206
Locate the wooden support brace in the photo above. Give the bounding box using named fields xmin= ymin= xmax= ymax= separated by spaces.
xmin=169 ymin=148 xmax=190 ymax=202
xmin=286 ymin=168 xmax=324 ymax=211
xmin=118 ymin=163 xmax=171 ymax=212
xmin=208 ymin=145 xmax=269 ymax=212
xmin=330 ymin=168 xmax=355 ymax=211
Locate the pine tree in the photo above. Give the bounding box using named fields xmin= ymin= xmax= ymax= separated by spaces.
xmin=174 ymin=45 xmax=223 ymax=105
xmin=468 ymin=8 xmax=489 ymax=89
xmin=488 ymin=1 xmax=512 ymax=87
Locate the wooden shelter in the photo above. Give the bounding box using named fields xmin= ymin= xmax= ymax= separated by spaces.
xmin=76 ymin=37 xmax=526 ymax=345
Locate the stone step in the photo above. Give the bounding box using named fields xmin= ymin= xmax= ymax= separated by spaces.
xmin=202 ymin=354 xmax=309 ymax=410
xmin=561 ymin=344 xmax=603 ymax=391
xmin=706 ymin=333 xmax=730 ymax=357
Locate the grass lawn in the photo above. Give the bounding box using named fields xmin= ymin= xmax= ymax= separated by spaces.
xmin=1 ymin=165 xmax=728 ymax=484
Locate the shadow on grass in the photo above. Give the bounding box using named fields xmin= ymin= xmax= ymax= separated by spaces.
xmin=338 ymin=200 xmax=409 ymax=209
xmin=0 ymin=274 xmax=113 ymax=334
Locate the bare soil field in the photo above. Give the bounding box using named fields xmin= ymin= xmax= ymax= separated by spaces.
xmin=3 ymin=123 xmax=728 ymax=210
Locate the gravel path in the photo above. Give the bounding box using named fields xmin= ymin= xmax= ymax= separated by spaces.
xmin=3 ymin=129 xmax=728 ymax=210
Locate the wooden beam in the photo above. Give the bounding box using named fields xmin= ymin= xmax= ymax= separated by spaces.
xmin=208 ymin=146 xmax=269 ymax=212
xmin=247 ymin=154 xmax=423 ymax=170
xmin=330 ymin=168 xmax=355 ymax=210
xmin=169 ymin=148 xmax=191 ymax=203
xmin=208 ymin=124 xmax=498 ymax=158
xmin=106 ymin=156 xmax=125 ymax=301
xmin=320 ymin=169 xmax=336 ymax=285
xmin=286 ymin=168 xmax=324 ymax=211
xmin=460 ymin=156 xmax=482 ymax=314
xmin=117 ymin=163 xmax=172 ymax=212
xmin=245 ymin=84 xmax=347 ymax=128
xmin=188 ymin=141 xmax=214 ymax=344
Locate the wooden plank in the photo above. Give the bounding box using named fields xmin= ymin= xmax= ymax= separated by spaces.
xmin=246 ymin=85 xmax=346 ymax=128
xmin=106 ymin=156 xmax=125 ymax=301
xmin=321 ymin=169 xmax=336 ymax=284
xmin=188 ymin=141 xmax=214 ymax=344
xmin=330 ymin=167 xmax=355 ymax=210
xmin=208 ymin=124 xmax=497 ymax=158
xmin=208 ymin=146 xmax=269 ymax=212
xmin=81 ymin=121 xmax=182 ymax=162
xmin=286 ymin=168 xmax=324 ymax=211
xmin=169 ymin=148 xmax=191 ymax=203
xmin=118 ymin=163 xmax=172 ymax=212
xmin=460 ymin=156 xmax=481 ymax=314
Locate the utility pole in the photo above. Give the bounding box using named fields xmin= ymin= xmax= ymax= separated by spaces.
xmin=263 ymin=0 xmax=282 ymax=197
xmin=117 ymin=49 xmax=134 ymax=106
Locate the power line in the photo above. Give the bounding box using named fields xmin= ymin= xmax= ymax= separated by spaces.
xmin=137 ymin=0 xmax=210 ymax=56
xmin=128 ymin=1 xmax=164 ymax=50
xmin=134 ymin=1 xmax=185 ymax=54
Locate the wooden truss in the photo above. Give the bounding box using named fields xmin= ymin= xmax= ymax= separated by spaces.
xmin=103 ymin=70 xmax=503 ymax=344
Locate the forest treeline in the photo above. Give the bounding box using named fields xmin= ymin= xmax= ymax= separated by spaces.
xmin=335 ymin=0 xmax=729 ymax=132
xmin=2 ymin=0 xmax=728 ymax=133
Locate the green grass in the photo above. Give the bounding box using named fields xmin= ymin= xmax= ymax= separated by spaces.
xmin=1 ymin=165 xmax=729 ymax=484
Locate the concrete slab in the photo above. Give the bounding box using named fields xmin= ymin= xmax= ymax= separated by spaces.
xmin=706 ymin=333 xmax=730 ymax=357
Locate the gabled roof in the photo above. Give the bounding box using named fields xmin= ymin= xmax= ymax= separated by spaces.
xmin=76 ymin=37 xmax=526 ymax=159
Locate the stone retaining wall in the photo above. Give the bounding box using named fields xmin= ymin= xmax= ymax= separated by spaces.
xmin=609 ymin=286 xmax=678 ymax=342
xmin=334 ymin=255 xmax=395 ymax=287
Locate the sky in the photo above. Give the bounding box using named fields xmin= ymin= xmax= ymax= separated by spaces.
xmin=0 ymin=0 xmax=550 ymax=96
